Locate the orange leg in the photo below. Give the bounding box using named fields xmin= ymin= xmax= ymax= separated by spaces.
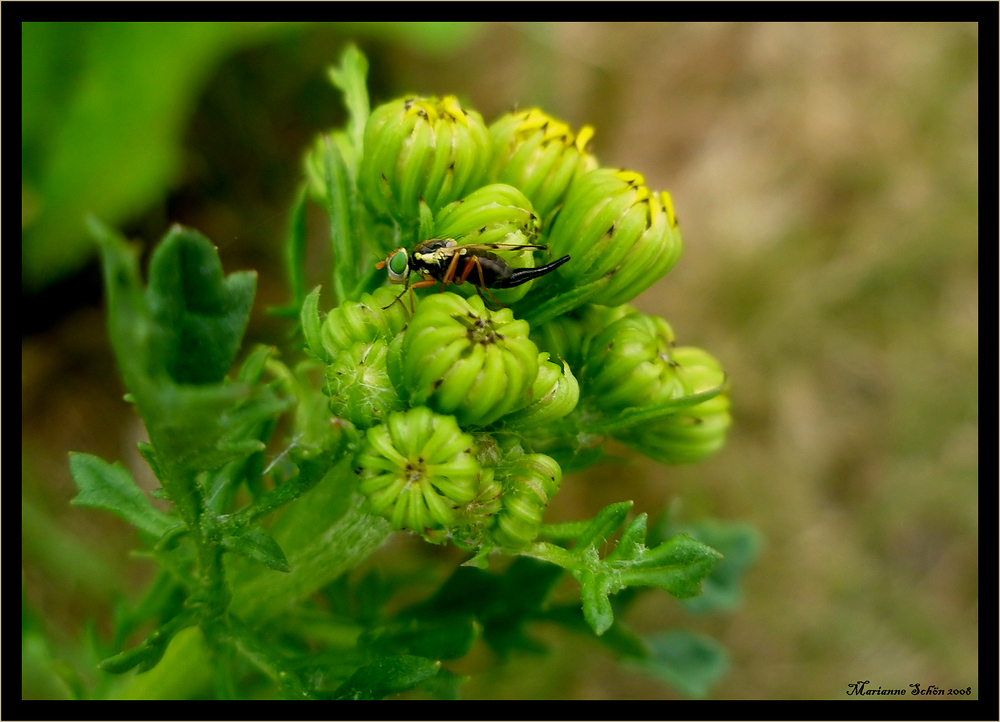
xmin=440 ymin=252 xmax=462 ymax=292
xmin=459 ymin=257 xmax=478 ymax=284
xmin=409 ymin=277 xmax=438 ymax=313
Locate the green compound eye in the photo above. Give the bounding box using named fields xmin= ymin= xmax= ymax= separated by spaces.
xmin=388 ymin=250 xmax=409 ymax=277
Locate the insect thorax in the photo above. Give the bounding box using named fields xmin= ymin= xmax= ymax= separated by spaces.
xmin=413 ymin=240 xmax=462 ymax=270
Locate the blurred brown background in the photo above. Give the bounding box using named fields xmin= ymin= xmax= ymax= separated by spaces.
xmin=23 ymin=22 xmax=978 ymax=699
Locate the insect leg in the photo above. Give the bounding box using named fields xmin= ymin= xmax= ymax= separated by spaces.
xmin=468 ymin=256 xmax=506 ymax=310
xmin=441 ymin=252 xmax=462 ymax=292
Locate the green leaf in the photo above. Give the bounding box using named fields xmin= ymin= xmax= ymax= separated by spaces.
xmin=229 ymin=463 xmax=390 ymax=621
xmin=145 ymin=225 xmax=256 ymax=385
xmin=327 ymin=44 xmax=370 ymax=159
xmin=574 ymin=501 xmax=633 ymax=550
xmin=658 ymin=519 xmax=762 ymax=614
xmin=418 ymin=667 xmax=465 ymax=700
xmin=579 ymin=568 xmax=614 ymax=636
xmin=634 ymin=629 xmax=729 ymax=699
xmin=69 ymin=452 xmax=175 ymax=537
xmin=222 ymin=525 xmax=290 ymax=573
xmin=272 ymin=185 xmax=310 ymax=319
xmin=366 ymin=618 xmax=480 ymax=661
xmin=406 ymin=557 xmax=564 ymax=657
xmin=321 ymin=135 xmax=357 ymax=305
xmin=300 ymin=286 xmax=326 ymax=362
xmin=522 ymin=508 xmax=722 ymax=635
xmin=90 ymin=218 xmax=289 ymax=500
xmin=619 ymin=534 xmax=723 ymax=599
xmin=236 ymin=345 xmax=274 ymax=385
xmin=21 ymin=22 xmax=299 ymax=290
xmin=99 ymin=612 xmax=194 ymax=675
xmin=332 ymin=655 xmax=441 ymax=700
xmin=539 ymin=604 xmax=651 ymax=660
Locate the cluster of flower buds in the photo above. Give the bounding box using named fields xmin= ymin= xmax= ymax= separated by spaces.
xmin=390 ymin=293 xmax=541 ymax=427
xmin=487 ymin=108 xmax=597 ymax=222
xmin=313 ymin=287 xmax=411 ymax=429
xmin=309 ymin=92 xmax=730 ymax=551
xmin=544 ymin=169 xmax=683 ymax=306
xmin=531 ymin=305 xmax=732 ymax=465
xmin=615 ymin=346 xmax=732 ymax=464
xmin=358 ymin=95 xmax=491 ymax=224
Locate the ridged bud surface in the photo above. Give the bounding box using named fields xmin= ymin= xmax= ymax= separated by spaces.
xmin=325 ymin=339 xmax=403 ymax=429
xmin=356 ymin=407 xmax=483 ymax=542
xmin=617 ymin=347 xmax=731 ymax=464
xmin=321 ymin=287 xmax=411 ymax=360
xmin=487 ymin=109 xmax=597 ymax=221
xmin=581 ymin=311 xmax=682 ymax=411
xmin=397 ymin=293 xmax=539 ymax=427
xmin=502 ymin=352 xmax=579 ymax=428
xmin=488 ymin=454 xmax=563 ymax=550
xmin=359 ymin=96 xmax=490 ymax=224
xmin=546 ymin=169 xmax=683 ymax=306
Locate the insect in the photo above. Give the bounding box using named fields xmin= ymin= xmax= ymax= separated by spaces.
xmin=376 ymin=239 xmax=570 ymax=311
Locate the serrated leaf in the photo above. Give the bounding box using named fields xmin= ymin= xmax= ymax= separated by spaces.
xmin=69 ymin=452 xmax=175 ymax=537
xmin=635 ymin=629 xmax=729 ymax=699
xmin=619 ymin=533 xmax=722 ymax=599
xmin=332 ymin=655 xmax=441 ymax=700
xmin=223 ymin=525 xmax=290 ymax=573
xmin=575 ymin=501 xmax=633 ymax=550
xmin=579 ymin=568 xmax=614 ymax=636
xmin=669 ymin=521 xmax=762 ymax=615
xmin=523 ymin=510 xmax=722 ymax=636
xmin=539 ymin=604 xmax=651 ymax=659
xmin=90 ymin=219 xmax=289 ymax=487
xmin=145 ymin=225 xmax=255 ymax=385
xmin=327 ymin=44 xmax=370 ymax=159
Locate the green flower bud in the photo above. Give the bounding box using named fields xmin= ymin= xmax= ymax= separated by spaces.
xmin=397 ymin=293 xmax=539 ymax=427
xmin=502 ymin=352 xmax=579 ymax=428
xmin=581 ymin=311 xmax=683 ymax=411
xmin=489 ymin=454 xmax=562 ymax=550
xmin=433 ymin=183 xmax=542 ymax=304
xmin=546 ymin=169 xmax=683 ymax=306
xmin=487 ymin=109 xmax=597 ymax=222
xmin=617 ymin=347 xmax=731 ymax=464
xmin=529 ymin=304 xmax=633 ymax=369
xmin=358 ymin=96 xmax=490 ymax=224
xmin=356 ymin=407 xmax=484 ymax=543
xmin=325 ymin=339 xmax=403 ymax=429
xmin=321 ymin=287 xmax=411 ymax=360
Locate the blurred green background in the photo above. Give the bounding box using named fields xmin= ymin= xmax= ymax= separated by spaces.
xmin=22 ymin=22 xmax=978 ymax=700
